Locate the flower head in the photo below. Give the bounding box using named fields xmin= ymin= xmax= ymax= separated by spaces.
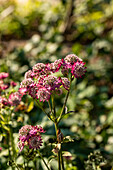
xmin=32 ymin=63 xmax=50 ymax=77
xmin=0 ymin=97 xmax=9 ymax=106
xmin=29 ymin=136 xmax=42 ymax=149
xmin=0 ymin=72 xmax=9 ymax=79
xmin=64 ymin=54 xmax=82 ymax=64
xmin=61 ymin=77 xmax=70 ymax=90
xmin=0 ymin=80 xmax=9 ymax=91
xmin=19 ymin=125 xmax=32 ymax=137
xmin=20 ymin=78 xmax=34 ymax=88
xmin=8 ymin=92 xmax=21 ymax=106
xmin=18 ymin=125 xmax=45 ymax=152
xmin=47 ymin=59 xmax=63 ymax=73
xmin=71 ymin=61 xmax=87 ymax=78
xmin=10 ymin=81 xmax=17 ymax=87
xmin=25 ymin=70 xmax=33 ymax=79
xmin=36 ymin=87 xmax=51 ymax=102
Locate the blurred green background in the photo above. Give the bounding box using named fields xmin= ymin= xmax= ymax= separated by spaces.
xmin=0 ymin=0 xmax=113 ymax=169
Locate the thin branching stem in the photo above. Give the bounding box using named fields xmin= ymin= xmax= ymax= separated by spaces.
xmin=51 ymin=94 xmax=56 ymax=117
xmin=35 ymin=99 xmax=52 ymax=121
xmin=57 ymin=75 xmax=73 ymax=124
xmin=37 ymin=150 xmax=51 ymax=170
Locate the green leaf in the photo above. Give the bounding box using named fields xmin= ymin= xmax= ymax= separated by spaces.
xmin=63 ymin=136 xmax=74 ymax=143
xmin=27 ymin=101 xmax=34 ymax=112
xmin=48 ymin=155 xmax=56 ymax=163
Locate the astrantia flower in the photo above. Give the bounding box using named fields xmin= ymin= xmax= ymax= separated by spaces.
xmin=43 ymin=75 xmax=60 ymax=91
xmin=0 ymin=80 xmax=9 ymax=91
xmin=17 ymin=141 xmax=24 ymax=152
xmin=8 ymin=92 xmax=21 ymax=106
xmin=19 ymin=125 xmax=32 ymax=136
xmin=0 ymin=97 xmax=9 ymax=106
xmin=48 ymin=59 xmax=63 ymax=73
xmin=0 ymin=72 xmax=9 ymax=79
xmin=61 ymin=77 xmax=70 ymax=90
xmin=32 ymin=63 xmax=50 ymax=77
xmin=36 ymin=87 xmax=51 ymax=102
xmin=29 ymin=136 xmax=42 ymax=149
xmin=61 ymin=54 xmax=86 ymax=78
xmin=18 ymin=125 xmax=45 ymax=152
xmin=18 ymin=87 xmax=28 ymax=96
xmin=64 ymin=54 xmax=82 ymax=64
xmin=25 ymin=70 xmax=33 ymax=79
xmin=19 ymin=53 xmax=86 ymax=102
xmin=71 ymin=61 xmax=87 ymax=78
xmin=20 ymin=78 xmax=34 ymax=88
xmin=10 ymin=81 xmax=17 ymax=87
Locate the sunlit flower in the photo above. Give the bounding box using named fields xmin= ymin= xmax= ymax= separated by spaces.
xmin=36 ymin=87 xmax=51 ymax=102
xmin=0 ymin=72 xmax=9 ymax=79
xmin=29 ymin=136 xmax=42 ymax=149
xmin=10 ymin=81 xmax=17 ymax=87
xmin=0 ymin=80 xmax=9 ymax=90
xmin=33 ymin=63 xmax=50 ymax=77
xmin=0 ymin=97 xmax=9 ymax=106
xmin=18 ymin=125 xmax=45 ymax=152
xmin=20 ymin=78 xmax=34 ymax=88
xmin=61 ymin=77 xmax=70 ymax=90
xmin=8 ymin=92 xmax=21 ymax=106
xmin=19 ymin=125 xmax=32 ymax=136
xmin=71 ymin=61 xmax=87 ymax=78
xmin=64 ymin=54 xmax=82 ymax=64
xmin=17 ymin=141 xmax=24 ymax=152
xmin=25 ymin=70 xmax=33 ymax=79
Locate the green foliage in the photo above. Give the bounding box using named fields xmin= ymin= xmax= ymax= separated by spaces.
xmin=0 ymin=0 xmax=113 ymax=169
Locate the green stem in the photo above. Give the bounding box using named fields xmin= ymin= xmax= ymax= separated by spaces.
xmin=48 ymin=100 xmax=52 ymax=114
xmin=9 ymin=125 xmax=16 ymax=158
xmin=55 ymin=123 xmax=61 ymax=170
xmin=35 ymin=99 xmax=52 ymax=121
xmin=51 ymin=94 xmax=56 ymax=117
xmin=57 ymin=76 xmax=72 ymax=124
xmin=92 ymin=162 xmax=97 ymax=170
xmin=60 ymin=145 xmax=65 ymax=170
xmin=58 ymin=151 xmax=61 ymax=170
xmin=8 ymin=111 xmax=15 ymax=170
xmin=37 ymin=150 xmax=51 ymax=170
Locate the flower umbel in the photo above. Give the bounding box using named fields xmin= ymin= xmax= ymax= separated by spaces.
xmin=19 ymin=54 xmax=86 ymax=102
xmin=18 ymin=125 xmax=45 ymax=152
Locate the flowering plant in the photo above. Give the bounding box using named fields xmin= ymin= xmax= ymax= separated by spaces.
xmin=17 ymin=54 xmax=86 ymax=169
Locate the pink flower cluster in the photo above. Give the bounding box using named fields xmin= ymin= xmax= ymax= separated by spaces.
xmin=62 ymin=54 xmax=86 ymax=78
xmin=0 ymin=72 xmax=21 ymax=107
xmin=0 ymin=72 xmax=9 ymax=79
xmin=0 ymin=80 xmax=8 ymax=91
xmin=0 ymin=92 xmax=22 ymax=107
xmin=19 ymin=54 xmax=86 ymax=102
xmin=18 ymin=125 xmax=45 ymax=152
